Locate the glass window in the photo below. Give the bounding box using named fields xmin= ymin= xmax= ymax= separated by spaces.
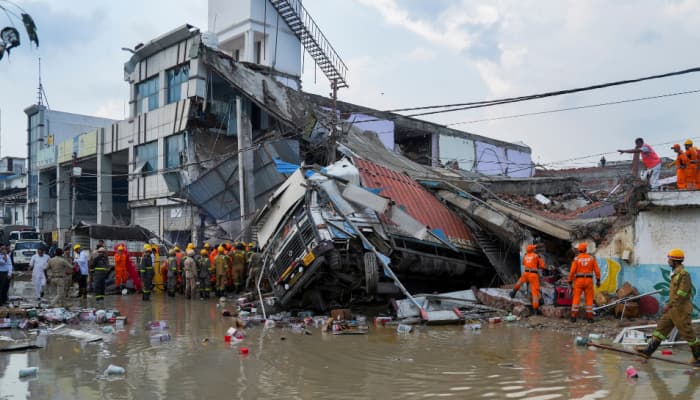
xmin=136 ymin=76 xmax=159 ymax=113
xmin=167 ymin=64 xmax=189 ymax=104
xmin=165 ymin=133 xmax=185 ymax=169
xmin=135 ymin=141 xmax=158 ymax=175
xmin=15 ymin=241 xmax=44 ymax=250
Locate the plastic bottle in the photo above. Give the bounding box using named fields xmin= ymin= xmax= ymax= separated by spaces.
xmin=19 ymin=367 xmax=38 ymax=378
xmin=105 ymin=364 xmax=126 ymax=376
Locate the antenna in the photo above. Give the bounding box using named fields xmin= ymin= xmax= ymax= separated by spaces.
xmin=37 ymin=57 xmax=50 ymax=108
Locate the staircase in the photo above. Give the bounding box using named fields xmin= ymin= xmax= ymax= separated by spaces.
xmin=464 ymin=218 xmax=519 ymax=284
xmin=269 ymin=0 xmax=349 ymax=88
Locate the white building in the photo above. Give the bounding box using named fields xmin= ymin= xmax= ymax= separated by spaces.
xmin=0 ymin=157 xmax=27 ymax=225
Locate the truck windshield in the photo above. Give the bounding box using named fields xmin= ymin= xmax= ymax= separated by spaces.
xmin=15 ymin=242 xmax=44 ymax=250
xmin=19 ymin=232 xmax=40 ymax=240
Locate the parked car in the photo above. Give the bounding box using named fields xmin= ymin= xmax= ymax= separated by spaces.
xmin=9 ymin=229 xmax=40 ymax=251
xmin=12 ymin=240 xmax=46 ymax=270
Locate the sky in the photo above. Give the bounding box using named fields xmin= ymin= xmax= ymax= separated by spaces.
xmin=1 ymin=0 xmax=700 ymax=169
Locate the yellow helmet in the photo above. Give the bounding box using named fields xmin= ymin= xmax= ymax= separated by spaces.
xmin=200 ymin=249 xmax=208 ymax=255
xmin=204 ymin=243 xmax=211 ymax=249
xmin=685 ymin=139 xmax=694 ymax=146
xmin=217 ymin=246 xmax=225 ymax=252
xmin=168 ymin=249 xmax=176 ymax=256
xmin=187 ymin=243 xmax=195 ymax=249
xmin=174 ymin=246 xmax=181 ymax=251
xmin=143 ymin=244 xmax=151 ymax=251
xmin=117 ymin=245 xmax=124 ymax=251
xmin=668 ymin=248 xmax=685 ymax=261
xmin=73 ymin=244 xmax=81 ymax=251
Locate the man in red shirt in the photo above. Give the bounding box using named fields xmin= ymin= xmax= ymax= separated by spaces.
xmin=618 ymin=137 xmax=661 ymax=189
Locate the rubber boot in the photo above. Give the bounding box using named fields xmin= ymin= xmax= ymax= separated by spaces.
xmin=636 ymin=338 xmax=661 ymax=359
xmin=570 ymin=316 xmax=576 ymax=323
xmin=690 ymin=343 xmax=700 ymax=366
xmin=509 ymin=289 xmax=517 ymax=299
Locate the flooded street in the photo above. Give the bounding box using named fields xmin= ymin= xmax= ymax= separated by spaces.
xmin=1 ymin=295 xmax=699 ymax=399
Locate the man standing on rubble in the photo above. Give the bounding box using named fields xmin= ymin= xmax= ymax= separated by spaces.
xmin=0 ymin=246 xmax=13 ymax=306
xmin=618 ymin=137 xmax=661 ymax=189
xmin=90 ymin=247 xmax=109 ymax=302
xmin=74 ymin=244 xmax=89 ymax=299
xmin=140 ymin=244 xmax=154 ymax=301
xmin=568 ymin=243 xmax=601 ymax=323
xmin=510 ymin=244 xmax=548 ymax=314
xmin=45 ymin=248 xmax=74 ymax=306
xmin=214 ymin=245 xmax=228 ymax=297
xmin=684 ymin=139 xmax=699 ymax=190
xmin=636 ymin=248 xmax=700 ymax=365
xmin=183 ymin=249 xmax=197 ymax=299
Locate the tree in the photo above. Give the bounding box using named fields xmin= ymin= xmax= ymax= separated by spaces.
xmin=0 ymin=0 xmax=39 ymax=61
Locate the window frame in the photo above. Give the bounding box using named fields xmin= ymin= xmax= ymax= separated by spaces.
xmin=135 ymin=141 xmax=158 ymax=176
xmin=166 ymin=63 xmax=190 ymax=104
xmin=136 ymin=75 xmax=160 ymax=114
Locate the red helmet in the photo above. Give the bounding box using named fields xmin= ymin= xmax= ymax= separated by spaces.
xmin=577 ymin=243 xmax=588 ymax=252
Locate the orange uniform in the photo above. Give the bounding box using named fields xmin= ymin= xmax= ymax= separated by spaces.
xmin=568 ymin=250 xmax=601 ymax=320
xmin=685 ymin=145 xmax=698 ymax=189
xmin=673 ymin=150 xmax=690 ymax=189
xmin=114 ymin=251 xmax=128 ymax=287
xmin=513 ymin=248 xmax=546 ymax=310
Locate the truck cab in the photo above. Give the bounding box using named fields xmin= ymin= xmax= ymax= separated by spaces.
xmin=9 ymin=229 xmax=41 ymax=251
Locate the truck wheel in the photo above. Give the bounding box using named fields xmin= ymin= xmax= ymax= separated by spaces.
xmin=364 ymin=252 xmax=378 ymax=294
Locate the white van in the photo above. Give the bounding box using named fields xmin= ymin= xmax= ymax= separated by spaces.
xmin=9 ymin=230 xmax=41 ymax=251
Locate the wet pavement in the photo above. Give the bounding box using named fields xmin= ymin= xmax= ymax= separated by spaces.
xmin=1 ymin=295 xmax=699 ymax=399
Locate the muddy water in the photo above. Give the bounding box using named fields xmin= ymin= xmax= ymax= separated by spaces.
xmin=1 ymin=296 xmax=699 ymax=399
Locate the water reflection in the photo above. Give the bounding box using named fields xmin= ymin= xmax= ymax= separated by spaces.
xmin=0 ymin=296 xmax=698 ymax=399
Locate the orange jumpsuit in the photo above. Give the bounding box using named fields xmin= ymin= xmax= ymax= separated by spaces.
xmin=685 ymin=146 xmax=698 ymax=189
xmin=673 ymin=151 xmax=690 ymax=190
xmin=568 ymin=252 xmax=601 ymax=319
xmin=114 ymin=251 xmax=128 ymax=287
xmin=514 ymin=251 xmax=546 ymax=310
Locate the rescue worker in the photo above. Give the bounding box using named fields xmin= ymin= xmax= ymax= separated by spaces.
xmin=510 ymin=244 xmax=547 ymax=314
xmin=175 ymin=246 xmax=184 ymax=294
xmin=45 ymin=248 xmax=74 ymax=306
xmin=214 ymin=245 xmax=228 ymax=297
xmin=618 ymin=137 xmax=662 ymax=189
xmin=0 ymin=246 xmax=13 ymax=306
xmin=198 ymin=249 xmax=212 ymax=299
xmin=74 ymin=244 xmax=89 ymax=299
xmin=684 ymin=139 xmax=699 ymax=190
xmin=114 ymin=245 xmax=128 ymax=293
xmin=246 ymin=245 xmax=263 ymax=290
xmin=230 ymin=243 xmax=247 ymax=294
xmin=636 ymin=248 xmax=700 ymax=365
xmin=183 ymin=249 xmax=197 ymax=299
xmin=29 ymin=247 xmax=50 ymax=300
xmin=568 ymin=243 xmax=601 ymax=323
xmin=165 ymin=249 xmax=178 ymax=297
xmin=669 ymin=144 xmax=690 ymax=190
xmin=139 ymin=244 xmax=154 ymax=301
xmin=90 ymin=247 xmax=109 ymax=302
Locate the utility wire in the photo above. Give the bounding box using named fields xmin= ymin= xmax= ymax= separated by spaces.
xmin=446 ymin=88 xmax=700 ymax=126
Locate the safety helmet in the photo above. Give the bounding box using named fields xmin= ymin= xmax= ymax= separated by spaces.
xmin=174 ymin=246 xmax=180 ymax=251
xmin=526 ymin=244 xmax=536 ymax=252
xmin=187 ymin=243 xmax=194 ymax=249
xmin=186 ymin=249 xmax=195 ymax=256
xmin=200 ymin=249 xmax=208 ymax=256
xmin=73 ymin=244 xmax=81 ymax=250
xmin=226 ymin=243 xmax=232 ymax=250
xmin=168 ymin=249 xmax=176 ymax=256
xmin=143 ymin=244 xmax=151 ymax=251
xmin=668 ymin=248 xmax=685 ymax=261
xmin=577 ymin=243 xmax=587 ymax=252
xmin=217 ymin=246 xmax=225 ymax=252
xmin=685 ymin=139 xmax=694 ymax=146
xmin=117 ymin=245 xmax=124 ymax=251
xmin=204 ymin=243 xmax=211 ymax=249
xmin=672 ymin=144 xmax=681 ymax=150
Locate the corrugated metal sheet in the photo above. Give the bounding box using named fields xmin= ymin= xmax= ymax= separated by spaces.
xmin=354 ymin=157 xmax=473 ymax=244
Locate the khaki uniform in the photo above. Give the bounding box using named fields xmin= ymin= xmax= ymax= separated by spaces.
xmin=183 ymin=256 xmax=197 ymax=299
xmin=230 ymin=250 xmax=246 ymax=291
xmin=214 ymin=254 xmax=229 ymax=294
xmin=653 ymin=266 xmax=698 ymax=344
xmin=46 ymin=256 xmax=74 ymax=306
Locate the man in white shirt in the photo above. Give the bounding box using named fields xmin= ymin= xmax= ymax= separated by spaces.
xmin=74 ymin=244 xmax=89 ymax=299
xmin=29 ymin=247 xmax=50 ymax=299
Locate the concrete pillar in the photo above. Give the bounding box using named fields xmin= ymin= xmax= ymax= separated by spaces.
xmin=37 ymin=170 xmax=51 ymax=231
xmin=56 ymin=164 xmax=71 ymax=245
xmin=245 ymin=31 xmax=255 ymax=63
xmin=236 ymin=96 xmax=255 ymax=243
xmin=97 ymin=157 xmax=113 ymax=225
xmin=431 ymin=133 xmax=439 ymax=168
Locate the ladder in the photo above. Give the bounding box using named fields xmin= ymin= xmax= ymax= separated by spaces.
xmin=269 ymin=0 xmax=349 ymax=88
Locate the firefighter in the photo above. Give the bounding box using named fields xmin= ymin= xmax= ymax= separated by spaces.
xmin=139 ymin=244 xmax=154 ymax=301
xmin=174 ymin=246 xmax=184 ymax=294
xmin=214 ymin=246 xmax=228 ymax=297
xmin=198 ymin=249 xmax=211 ymax=299
xmin=246 ymin=244 xmax=262 ymax=290
xmin=114 ymin=245 xmax=128 ymax=293
xmin=90 ymin=247 xmax=109 ymax=302
xmin=45 ymin=248 xmax=74 ymax=306
xmin=510 ymin=244 xmax=547 ymax=314
xmin=231 ymin=243 xmax=247 ymax=294
xmin=183 ymin=249 xmax=197 ymax=299
xmin=568 ymin=243 xmax=601 ymax=323
xmin=670 ymin=144 xmax=689 ymax=190
xmin=636 ymin=248 xmax=700 ymax=365
xmin=685 ymin=139 xmax=699 ymax=190
xmin=165 ymin=249 xmax=178 ymax=297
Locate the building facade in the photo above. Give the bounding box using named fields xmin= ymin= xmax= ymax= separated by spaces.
xmin=0 ymin=157 xmax=27 ymax=225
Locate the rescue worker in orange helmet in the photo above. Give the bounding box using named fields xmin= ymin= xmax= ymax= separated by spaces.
xmin=683 ymin=139 xmax=698 ymax=190
xmin=568 ymin=243 xmax=600 ymax=323
xmin=510 ymin=244 xmax=547 ymax=314
xmin=114 ymin=245 xmax=129 ymax=293
xmin=636 ymin=249 xmax=700 ymax=365
xmin=669 ymin=144 xmax=689 ymax=190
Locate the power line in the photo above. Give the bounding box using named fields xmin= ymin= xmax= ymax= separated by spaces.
xmin=446 ymin=89 xmax=700 ymax=126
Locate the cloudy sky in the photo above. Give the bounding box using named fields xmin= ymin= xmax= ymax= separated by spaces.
xmin=2 ymin=0 xmax=700 ymax=168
